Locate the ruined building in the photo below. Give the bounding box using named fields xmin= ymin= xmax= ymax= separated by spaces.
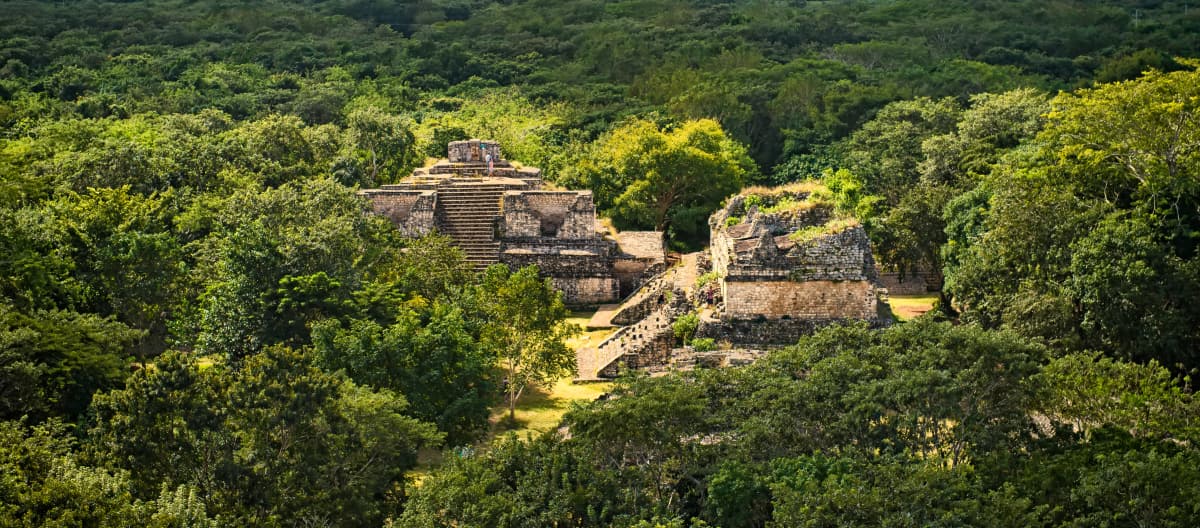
xmin=360 ymin=140 xmax=665 ymax=305
xmin=699 ymin=184 xmax=891 ymax=343
xmin=578 ymin=183 xmax=891 ymax=380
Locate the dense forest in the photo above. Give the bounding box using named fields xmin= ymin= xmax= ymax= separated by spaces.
xmin=1 ymin=0 xmax=1199 ymax=526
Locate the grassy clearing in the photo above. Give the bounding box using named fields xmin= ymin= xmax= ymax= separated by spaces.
xmin=484 ymin=313 xmax=614 ymax=439
xmin=487 ymin=378 xmax=613 ymax=440
xmin=890 ymin=294 xmax=939 ymax=321
xmin=567 ymin=311 xmax=617 ymax=350
xmin=411 ymin=378 xmax=612 ymax=485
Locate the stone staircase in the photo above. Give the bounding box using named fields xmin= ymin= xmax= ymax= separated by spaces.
xmin=435 ymin=184 xmax=505 ymax=270
xmin=591 ymin=304 xmax=676 ymax=378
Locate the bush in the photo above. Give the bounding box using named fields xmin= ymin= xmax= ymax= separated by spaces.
xmin=673 ymin=312 xmax=699 ymax=345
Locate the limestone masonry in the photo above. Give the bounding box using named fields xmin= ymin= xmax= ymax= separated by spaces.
xmin=362 ymin=142 xmax=890 ymax=379
xmin=360 ymin=140 xmax=665 ymax=305
xmin=577 ymin=183 xmax=892 ymax=380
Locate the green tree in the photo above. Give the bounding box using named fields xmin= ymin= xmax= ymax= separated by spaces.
xmin=562 ymin=118 xmax=755 ymax=246
xmin=89 ymin=348 xmax=440 ymax=526
xmin=192 ymin=178 xmax=392 ymax=359
xmin=49 ymin=187 xmax=183 ymax=359
xmin=312 ymin=301 xmax=497 ymax=445
xmin=842 ymin=96 xmax=961 ymax=206
xmin=945 ymin=65 xmax=1200 ymax=367
xmin=344 ymin=106 xmax=417 ymax=186
xmin=477 ymin=264 xmax=578 ymax=421
xmin=1037 ymin=351 xmax=1199 ymax=442
xmin=0 ymin=306 xmax=141 ymax=421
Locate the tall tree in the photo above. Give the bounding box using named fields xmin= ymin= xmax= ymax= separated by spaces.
xmin=561 ymin=118 xmax=756 ymax=246
xmin=476 ymin=264 xmax=578 ymax=421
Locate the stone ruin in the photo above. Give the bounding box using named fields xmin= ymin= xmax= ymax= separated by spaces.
xmin=577 ymin=183 xmax=891 ymax=380
xmin=698 ymin=185 xmax=891 ymax=343
xmin=360 ymin=140 xmax=666 ymax=305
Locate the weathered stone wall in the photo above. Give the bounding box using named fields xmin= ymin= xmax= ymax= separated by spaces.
xmin=552 ymin=277 xmax=621 ymax=306
xmin=723 ymin=228 xmax=877 ymax=282
xmin=361 ymin=190 xmax=435 ymax=236
xmin=501 ymin=192 xmax=595 ymax=239
xmin=695 ymin=316 xmax=884 ymax=346
xmin=723 ymin=280 xmax=878 ymax=320
xmin=500 ymin=246 xmax=614 ymax=274
xmin=447 ymin=139 xmax=501 ymax=163
xmin=877 ymin=270 xmax=940 ymax=294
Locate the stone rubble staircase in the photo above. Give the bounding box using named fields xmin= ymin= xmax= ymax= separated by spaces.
xmin=609 ymin=272 xmax=673 ymax=325
xmin=581 ymin=304 xmax=676 ymax=379
xmin=576 ymin=264 xmax=690 ymax=380
xmin=435 ymin=183 xmax=505 ymax=270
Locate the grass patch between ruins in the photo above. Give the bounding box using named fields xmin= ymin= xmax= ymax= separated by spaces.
xmin=889 ymin=294 xmax=939 ymax=321
xmin=488 ymin=378 xmax=613 ymax=440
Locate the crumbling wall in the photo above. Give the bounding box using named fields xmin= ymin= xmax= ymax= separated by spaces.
xmin=723 ymin=280 xmax=879 ymax=320
xmin=447 ymin=139 xmax=501 ymax=163
xmin=361 ymin=190 xmax=435 ymax=236
xmin=501 ymin=192 xmax=596 ymax=239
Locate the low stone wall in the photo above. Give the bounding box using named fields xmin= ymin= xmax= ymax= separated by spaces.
xmin=696 ymin=316 xmax=884 ymax=346
xmin=877 ymin=271 xmax=940 ymax=294
xmin=723 ymin=279 xmax=879 ymax=320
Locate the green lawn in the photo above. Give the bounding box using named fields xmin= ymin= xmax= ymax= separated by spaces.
xmin=890 ymin=294 xmax=939 ymax=321
xmin=487 ymin=378 xmax=613 ymax=440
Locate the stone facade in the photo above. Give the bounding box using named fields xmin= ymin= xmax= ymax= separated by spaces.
xmin=722 ymin=280 xmax=879 ymax=320
xmin=502 ymin=192 xmax=597 ymax=239
xmin=447 ymin=139 xmax=501 ymax=163
xmin=363 ymin=190 xmax=436 ymax=237
xmin=577 ymin=184 xmax=891 ymax=380
xmin=707 ymin=186 xmax=889 ymax=336
xmin=360 ymin=140 xmax=665 ymax=305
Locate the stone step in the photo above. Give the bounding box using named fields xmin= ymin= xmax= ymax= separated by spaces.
xmin=439 ymin=208 xmax=498 ymax=213
xmin=438 ymin=199 xmax=501 ymax=205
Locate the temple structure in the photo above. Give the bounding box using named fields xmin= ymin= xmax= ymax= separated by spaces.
xmin=576 ymin=183 xmax=892 ymax=380
xmin=360 ymin=140 xmax=665 ymax=305
xmin=698 ymin=185 xmax=891 ymax=343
